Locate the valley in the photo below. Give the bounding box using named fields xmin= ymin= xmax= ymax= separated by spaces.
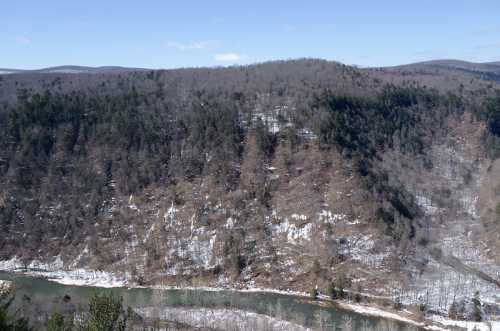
xmin=0 ymin=59 xmax=499 ymax=330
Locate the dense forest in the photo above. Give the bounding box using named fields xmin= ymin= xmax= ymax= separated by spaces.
xmin=0 ymin=67 xmax=431 ymax=252
xmin=0 ymin=59 xmax=498 ymax=258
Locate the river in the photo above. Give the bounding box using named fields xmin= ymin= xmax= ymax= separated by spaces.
xmin=0 ymin=272 xmax=424 ymax=330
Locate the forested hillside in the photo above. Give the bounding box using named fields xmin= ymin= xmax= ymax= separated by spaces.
xmin=1 ymin=59 xmax=499 ymax=322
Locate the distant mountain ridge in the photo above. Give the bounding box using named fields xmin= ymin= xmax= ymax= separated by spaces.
xmin=0 ymin=65 xmax=148 ymax=75
xmin=392 ymin=59 xmax=500 ymax=71
xmin=380 ymin=59 xmax=500 ymax=82
xmin=3 ymin=59 xmax=500 ymax=76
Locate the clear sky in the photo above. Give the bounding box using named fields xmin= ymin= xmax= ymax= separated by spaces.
xmin=2 ymin=0 xmax=499 ymax=69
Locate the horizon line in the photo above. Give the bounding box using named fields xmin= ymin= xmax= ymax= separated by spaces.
xmin=1 ymin=57 xmax=499 ymax=72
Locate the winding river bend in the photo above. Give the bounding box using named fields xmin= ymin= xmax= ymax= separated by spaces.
xmin=0 ymin=272 xmax=423 ymax=330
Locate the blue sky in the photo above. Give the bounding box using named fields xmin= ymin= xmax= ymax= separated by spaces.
xmin=2 ymin=0 xmax=499 ymax=69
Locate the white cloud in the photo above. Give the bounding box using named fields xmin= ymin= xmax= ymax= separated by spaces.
xmin=214 ymin=53 xmax=247 ymax=62
xmin=166 ymin=40 xmax=214 ymax=50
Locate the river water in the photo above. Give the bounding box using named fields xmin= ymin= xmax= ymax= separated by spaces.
xmin=0 ymin=272 xmax=423 ymax=330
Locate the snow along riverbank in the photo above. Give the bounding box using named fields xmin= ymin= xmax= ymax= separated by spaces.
xmin=1 ymin=256 xmax=498 ymax=330
xmin=430 ymin=315 xmax=500 ymax=331
xmin=0 ymin=256 xmax=126 ymax=288
xmin=136 ymin=306 xmax=312 ymax=331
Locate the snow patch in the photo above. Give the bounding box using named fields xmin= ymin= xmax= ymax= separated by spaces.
xmin=167 ymin=234 xmax=217 ymax=272
xmin=430 ymin=315 xmax=500 ymax=331
xmin=291 ymin=214 xmax=307 ymax=221
xmin=164 ymin=202 xmax=178 ymax=225
xmin=136 ymin=306 xmax=311 ymax=331
xmin=225 ymin=217 xmax=235 ymax=229
xmin=0 ymin=256 xmax=126 ymax=288
xmin=42 ymin=269 xmax=126 ymax=287
xmin=0 ymin=256 xmax=24 ymax=271
xmin=416 ymin=195 xmax=439 ymax=215
xmin=273 ymin=218 xmax=312 ymax=244
xmin=317 ymin=210 xmax=347 ymax=224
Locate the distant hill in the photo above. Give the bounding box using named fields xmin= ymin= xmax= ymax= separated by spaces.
xmin=4 ymin=60 xmax=500 ymax=79
xmin=395 ymin=59 xmax=500 ymax=71
xmin=0 ymin=65 xmax=148 ymax=75
xmin=0 ymin=69 xmax=24 ymax=75
xmin=380 ymin=59 xmax=500 ymax=82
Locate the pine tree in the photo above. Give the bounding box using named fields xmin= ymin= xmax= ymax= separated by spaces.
xmin=255 ymin=118 xmax=274 ymax=156
xmin=80 ymin=293 xmax=128 ymax=331
xmin=0 ymin=293 xmax=33 ymax=331
xmin=327 ymin=282 xmax=337 ymax=300
xmin=334 ymin=271 xmax=348 ymax=299
xmin=471 ymin=291 xmax=482 ymax=322
xmin=47 ymin=311 xmax=70 ymax=331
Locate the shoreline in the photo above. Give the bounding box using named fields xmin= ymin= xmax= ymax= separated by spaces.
xmin=1 ymin=264 xmax=498 ymax=331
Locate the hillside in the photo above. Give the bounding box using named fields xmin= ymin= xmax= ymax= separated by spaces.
xmin=0 ymin=65 xmax=147 ymax=75
xmin=0 ymin=59 xmax=499 ymax=324
xmin=390 ymin=59 xmax=500 ymax=73
xmin=373 ymin=59 xmax=500 ymax=85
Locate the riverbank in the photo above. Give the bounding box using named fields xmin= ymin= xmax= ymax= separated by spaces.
xmin=429 ymin=315 xmax=500 ymax=331
xmin=136 ymin=306 xmax=312 ymax=331
xmin=124 ymin=281 xmax=500 ymax=331
xmin=0 ymin=257 xmax=126 ymax=288
xmin=1 ymin=258 xmax=498 ymax=331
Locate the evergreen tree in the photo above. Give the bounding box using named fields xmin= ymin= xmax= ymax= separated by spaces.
xmin=334 ymin=271 xmax=349 ymax=299
xmin=47 ymin=311 xmax=71 ymax=331
xmin=327 ymin=282 xmax=337 ymax=300
xmin=80 ymin=293 xmax=128 ymax=331
xmin=0 ymin=293 xmax=33 ymax=331
xmin=254 ymin=118 xmax=275 ymax=156
xmin=471 ymin=291 xmax=482 ymax=322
